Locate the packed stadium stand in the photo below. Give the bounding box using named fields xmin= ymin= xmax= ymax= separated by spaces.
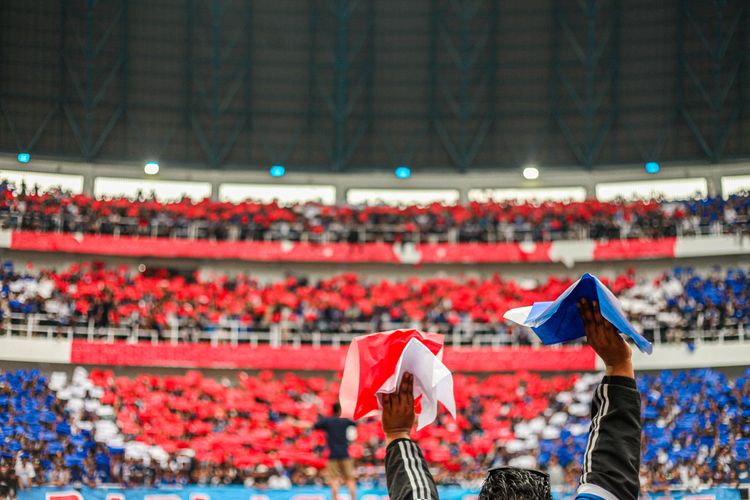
xmin=1 ymin=181 xmax=749 ymax=244
xmin=0 ymin=261 xmax=748 ymax=346
xmin=3 ymin=0 xmax=750 ymax=497
xmin=0 ymin=175 xmax=747 ymax=497
xmin=0 ymin=367 xmax=747 ymax=495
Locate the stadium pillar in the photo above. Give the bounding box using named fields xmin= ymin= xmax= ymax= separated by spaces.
xmin=582 ymin=183 xmax=596 ymax=200
xmin=210 ymin=180 xmax=221 ymax=201
xmin=706 ymin=172 xmax=723 ymax=198
xmin=82 ymin=175 xmax=95 ymax=197
xmin=458 ymin=189 xmax=469 ymax=204
xmin=335 ymin=181 xmax=348 ymax=205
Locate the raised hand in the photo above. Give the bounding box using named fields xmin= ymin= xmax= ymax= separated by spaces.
xmin=381 ymin=373 xmax=415 ymax=445
xmin=578 ymin=298 xmax=634 ymax=379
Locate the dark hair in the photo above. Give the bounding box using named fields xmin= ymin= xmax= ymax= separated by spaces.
xmin=332 ymin=402 xmax=341 ymax=415
xmin=479 ymin=467 xmax=552 ymax=500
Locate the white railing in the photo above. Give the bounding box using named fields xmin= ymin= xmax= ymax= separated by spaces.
xmin=1 ymin=312 xmax=527 ymax=348
xmin=2 ymin=312 xmax=747 ymax=348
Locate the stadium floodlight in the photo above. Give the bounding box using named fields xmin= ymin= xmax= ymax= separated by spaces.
xmin=144 ymin=161 xmax=160 ymax=175
xmin=522 ymin=165 xmax=539 ymax=180
xmin=269 ymin=165 xmax=286 ymax=177
xmin=394 ymin=166 xmax=411 ymax=179
xmin=17 ymin=153 xmax=30 ymax=164
xmin=645 ymin=161 xmax=660 ymax=174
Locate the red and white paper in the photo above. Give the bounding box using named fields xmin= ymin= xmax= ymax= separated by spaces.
xmin=338 ymin=329 xmax=456 ymax=430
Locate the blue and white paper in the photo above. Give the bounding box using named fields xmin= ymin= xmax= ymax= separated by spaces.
xmin=503 ymin=273 xmax=653 ymax=354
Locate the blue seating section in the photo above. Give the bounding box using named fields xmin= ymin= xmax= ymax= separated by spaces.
xmin=0 ymin=369 xmax=101 ymax=478
xmin=639 ymin=369 xmax=750 ymax=466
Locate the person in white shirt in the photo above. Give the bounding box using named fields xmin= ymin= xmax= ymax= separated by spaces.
xmin=268 ymin=471 xmax=292 ymax=490
xmin=14 ymin=455 xmax=34 ymax=492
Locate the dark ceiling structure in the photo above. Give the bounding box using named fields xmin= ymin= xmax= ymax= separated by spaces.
xmin=0 ymin=0 xmax=747 ymax=173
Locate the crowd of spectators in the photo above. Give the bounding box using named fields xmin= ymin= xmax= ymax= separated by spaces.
xmin=0 ymin=260 xmax=748 ymax=344
xmin=1 ymin=180 xmax=748 ymax=244
xmin=639 ymin=370 xmax=750 ymax=492
xmin=0 ymin=367 xmax=747 ymax=496
xmin=1 ymin=261 xmax=748 ymax=344
xmin=619 ymin=266 xmax=750 ymax=343
xmin=0 ymin=260 xmax=579 ymax=341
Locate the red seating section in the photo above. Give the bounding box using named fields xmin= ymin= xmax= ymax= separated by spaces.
xmin=89 ymin=369 xmax=579 ymax=472
xmin=29 ymin=261 xmax=636 ymax=331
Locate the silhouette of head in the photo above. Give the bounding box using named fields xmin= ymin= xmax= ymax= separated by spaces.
xmin=479 ymin=467 xmax=552 ymax=500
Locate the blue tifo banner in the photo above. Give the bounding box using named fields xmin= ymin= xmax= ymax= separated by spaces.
xmin=19 ymin=486 xmax=742 ymax=500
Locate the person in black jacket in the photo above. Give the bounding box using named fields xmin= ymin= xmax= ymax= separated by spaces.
xmin=380 ymin=298 xmax=642 ymax=500
xmin=314 ymin=403 xmax=357 ymax=500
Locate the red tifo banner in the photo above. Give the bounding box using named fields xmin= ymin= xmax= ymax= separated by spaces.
xmin=593 ymin=237 xmax=677 ymax=261
xmin=7 ymin=230 xmax=677 ymax=264
xmin=70 ymin=341 xmax=597 ymax=372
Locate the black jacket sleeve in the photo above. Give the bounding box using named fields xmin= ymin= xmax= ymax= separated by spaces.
xmin=577 ymin=375 xmax=642 ymax=500
xmin=385 ymin=438 xmax=439 ymax=500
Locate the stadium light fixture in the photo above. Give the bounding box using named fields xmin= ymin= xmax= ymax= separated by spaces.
xmin=522 ymin=165 xmax=539 ymax=180
xmin=645 ymin=161 xmax=660 ymax=174
xmin=394 ymin=166 xmax=411 ymax=179
xmin=144 ymin=161 xmax=160 ymax=175
xmin=269 ymin=165 xmax=286 ymax=177
xmin=17 ymin=152 xmax=30 ymax=164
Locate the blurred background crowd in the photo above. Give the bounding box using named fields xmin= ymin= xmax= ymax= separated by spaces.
xmin=0 ymin=261 xmax=747 ymax=345
xmin=0 ymin=367 xmax=747 ymax=496
xmin=1 ymin=181 xmax=749 ymax=244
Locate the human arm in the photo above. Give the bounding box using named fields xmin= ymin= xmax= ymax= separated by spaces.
xmin=575 ymin=299 xmax=641 ymax=500
xmin=291 ymin=418 xmax=316 ymax=430
xmin=382 ymin=373 xmax=438 ymax=500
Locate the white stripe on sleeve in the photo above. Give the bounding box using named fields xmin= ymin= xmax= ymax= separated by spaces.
xmin=582 ymin=384 xmax=610 ymax=484
xmin=404 ymin=441 xmax=427 ymax=499
xmin=398 ymin=441 xmax=419 ymax=499
xmin=581 ymin=384 xmax=601 ymax=483
xmin=407 ymin=440 xmax=432 ymax=499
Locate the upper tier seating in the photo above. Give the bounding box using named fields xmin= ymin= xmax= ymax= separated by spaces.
xmin=1 ymin=180 xmax=748 ymax=243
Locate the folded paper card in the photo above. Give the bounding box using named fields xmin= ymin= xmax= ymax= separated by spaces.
xmin=503 ymin=273 xmax=653 ymax=354
xmin=339 ymin=329 xmax=456 ymax=430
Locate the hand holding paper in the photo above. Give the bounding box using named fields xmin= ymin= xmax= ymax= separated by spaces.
xmin=381 ymin=373 xmax=415 ymax=445
xmin=578 ymin=298 xmax=634 ymax=378
xmin=503 ymin=273 xmax=653 ymax=355
xmin=377 ymin=338 xmax=456 ymax=430
xmin=339 ymin=329 xmax=456 ymax=430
